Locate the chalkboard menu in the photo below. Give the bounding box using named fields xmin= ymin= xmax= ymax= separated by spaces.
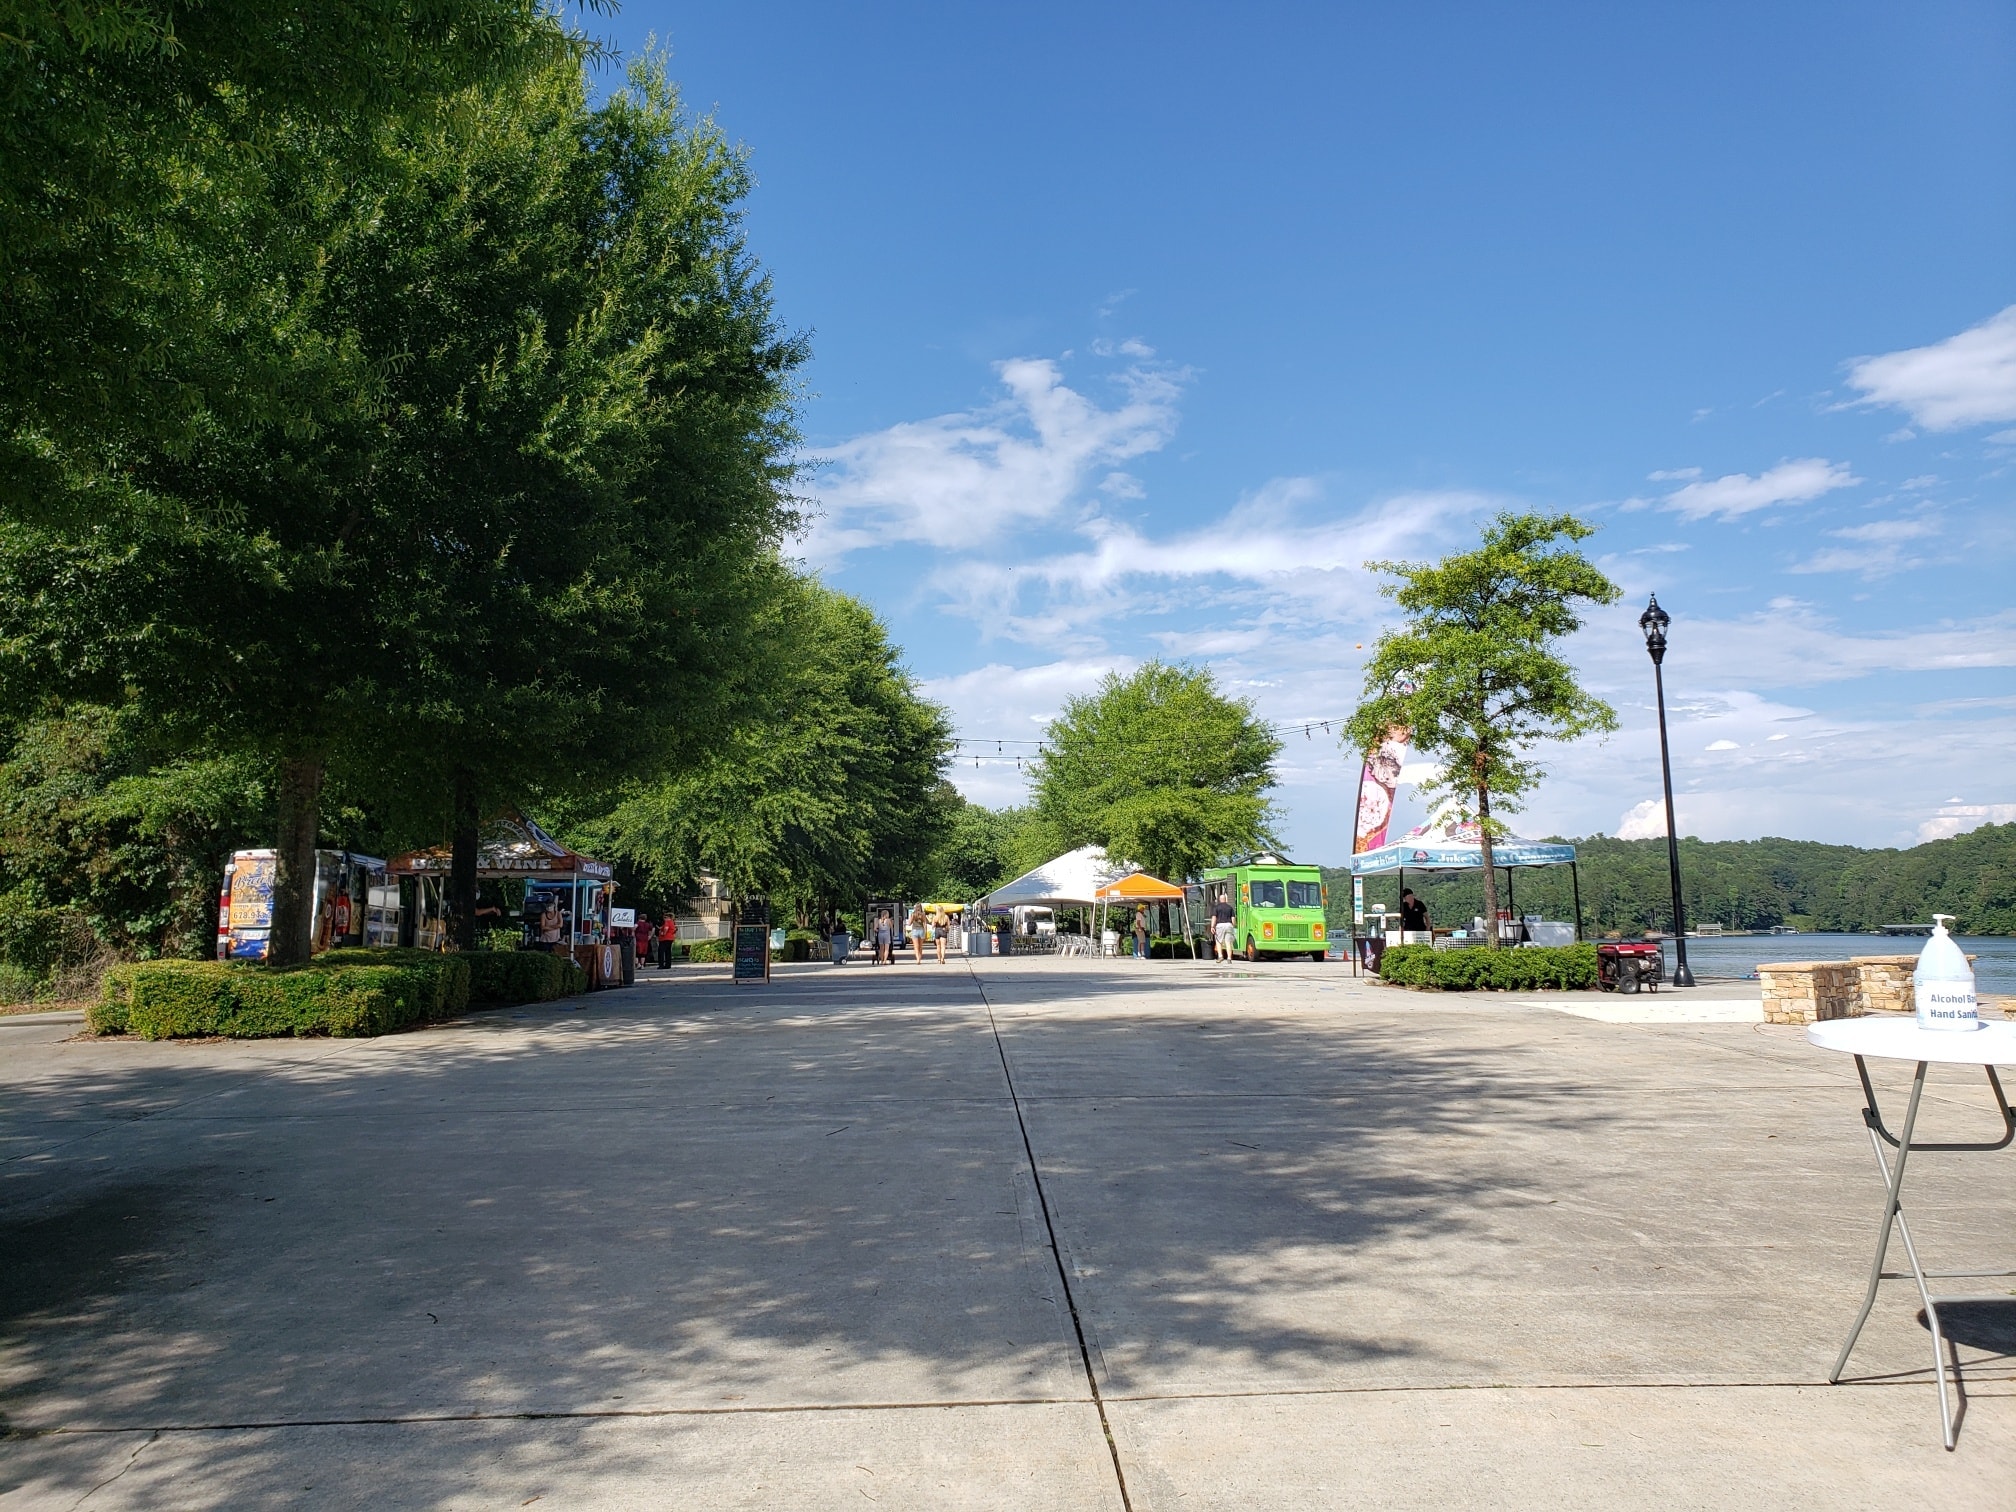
xmin=732 ymin=923 xmax=771 ymax=985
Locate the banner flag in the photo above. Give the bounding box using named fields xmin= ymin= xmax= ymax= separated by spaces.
xmin=1351 ymin=728 xmax=1411 ymax=854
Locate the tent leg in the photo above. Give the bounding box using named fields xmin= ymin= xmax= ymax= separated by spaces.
xmin=1572 ymin=863 xmax=1584 ymax=942
xmin=1507 ymin=867 xmax=1516 ymax=932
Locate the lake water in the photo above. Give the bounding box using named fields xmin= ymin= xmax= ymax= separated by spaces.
xmin=1662 ymin=934 xmax=2016 ymax=995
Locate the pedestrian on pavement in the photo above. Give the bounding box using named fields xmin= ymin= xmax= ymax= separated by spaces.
xmin=1132 ymin=904 xmax=1152 ymax=962
xmin=656 ymin=913 xmax=680 ymax=969
xmin=927 ymin=903 xmax=952 ymax=964
xmin=874 ymin=909 xmax=894 ymax=964
xmin=1212 ymin=891 xmax=1237 ymax=961
xmin=908 ymin=903 xmax=927 ymax=964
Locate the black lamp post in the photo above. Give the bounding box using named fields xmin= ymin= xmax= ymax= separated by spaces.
xmin=1639 ymin=595 xmax=1694 ymax=987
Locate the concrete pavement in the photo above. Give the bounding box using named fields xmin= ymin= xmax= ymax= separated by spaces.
xmin=3 ymin=956 xmax=2012 ymax=1507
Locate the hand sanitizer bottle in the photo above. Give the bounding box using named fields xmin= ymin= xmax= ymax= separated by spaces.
xmin=1913 ymin=915 xmax=1978 ymax=1031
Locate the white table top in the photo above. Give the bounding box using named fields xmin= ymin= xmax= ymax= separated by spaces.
xmin=1808 ymin=1016 xmax=2016 ymax=1065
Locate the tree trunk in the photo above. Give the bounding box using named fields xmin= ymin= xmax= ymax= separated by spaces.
xmin=1476 ymin=775 xmax=1500 ymax=950
xmin=269 ymin=755 xmax=325 ymax=967
xmin=450 ymin=769 xmax=480 ymax=952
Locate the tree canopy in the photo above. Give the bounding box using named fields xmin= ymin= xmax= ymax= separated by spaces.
xmin=1030 ymin=661 xmax=1280 ymax=884
xmin=0 ymin=33 xmax=804 ymax=960
xmin=1345 ymin=512 xmax=1620 ymax=940
xmin=581 ymin=576 xmax=953 ymax=922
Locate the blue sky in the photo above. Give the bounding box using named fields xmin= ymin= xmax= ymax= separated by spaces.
xmin=610 ymin=2 xmax=2016 ymax=860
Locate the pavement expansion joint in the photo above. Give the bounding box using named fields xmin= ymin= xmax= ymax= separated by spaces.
xmin=19 ymin=1397 xmax=1098 ymax=1438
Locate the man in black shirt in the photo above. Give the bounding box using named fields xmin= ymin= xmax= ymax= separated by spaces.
xmin=1400 ymin=889 xmax=1430 ymax=934
xmin=1211 ymin=895 xmax=1237 ymax=960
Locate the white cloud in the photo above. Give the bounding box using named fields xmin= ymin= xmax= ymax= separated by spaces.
xmin=1846 ymin=305 xmax=2016 ymax=431
xmin=801 ymin=355 xmax=1185 ymax=561
xmin=1647 ymin=467 xmax=1701 ymax=482
xmin=1788 ymin=512 xmax=1941 ymax=579
xmin=1917 ymin=803 xmax=2016 ymax=843
xmin=917 ymin=658 xmax=1125 ymax=806
xmin=931 ymin=482 xmax=1493 ymax=643
xmin=1705 ymin=739 xmax=1740 ymax=751
xmin=1567 ymin=599 xmax=2016 ymax=693
xmin=1659 ymin=458 xmax=1859 ymax=522
xmin=1615 ymin=798 xmax=1669 ymax=840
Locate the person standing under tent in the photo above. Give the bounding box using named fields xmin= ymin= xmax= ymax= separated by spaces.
xmin=1132 ymin=904 xmax=1152 ymax=962
xmin=655 ymin=913 xmax=680 ymax=969
xmin=1211 ymin=891 xmax=1236 ymax=961
xmin=1400 ymin=889 xmax=1430 ymax=934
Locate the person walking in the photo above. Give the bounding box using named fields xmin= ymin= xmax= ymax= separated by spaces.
xmin=655 ymin=913 xmax=680 ymax=969
xmin=1132 ymin=904 xmax=1152 ymax=962
xmin=873 ymin=908 xmax=894 ymax=965
xmin=927 ymin=903 xmax=952 ymax=964
xmin=1211 ymin=891 xmax=1237 ymax=961
xmin=907 ymin=903 xmax=927 ymax=965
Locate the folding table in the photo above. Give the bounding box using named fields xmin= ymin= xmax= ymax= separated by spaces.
xmin=1807 ymin=1016 xmax=2016 ymax=1449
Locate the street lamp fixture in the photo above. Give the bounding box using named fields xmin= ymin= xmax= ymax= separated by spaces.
xmin=1639 ymin=594 xmax=1694 ymax=986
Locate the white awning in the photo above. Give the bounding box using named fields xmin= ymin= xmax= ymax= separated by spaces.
xmin=980 ymin=844 xmax=1123 ymax=909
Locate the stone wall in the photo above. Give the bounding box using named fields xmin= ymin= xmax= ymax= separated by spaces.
xmin=1758 ymin=961 xmax=1860 ymax=1025
xmin=1760 ymin=953 xmax=1989 ymax=1024
xmin=1849 ymin=955 xmax=1918 ymax=1016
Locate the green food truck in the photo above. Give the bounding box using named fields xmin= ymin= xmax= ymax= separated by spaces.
xmin=1190 ymin=857 xmax=1330 ymax=961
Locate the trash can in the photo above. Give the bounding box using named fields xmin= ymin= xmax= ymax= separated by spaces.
xmin=830 ymin=932 xmax=852 ymax=964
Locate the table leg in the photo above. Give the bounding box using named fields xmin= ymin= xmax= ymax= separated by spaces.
xmin=1830 ymin=1059 xmax=1928 ymax=1378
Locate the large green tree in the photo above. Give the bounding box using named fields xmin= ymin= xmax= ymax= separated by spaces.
xmin=583 ymin=576 xmax=953 ymax=923
xmin=0 ymin=36 xmax=803 ymax=962
xmin=317 ymin=53 xmax=804 ymax=946
xmin=1345 ymin=512 xmax=1621 ymax=943
xmin=0 ymin=0 xmax=583 ymax=963
xmin=1031 ymin=661 xmax=1281 ymax=884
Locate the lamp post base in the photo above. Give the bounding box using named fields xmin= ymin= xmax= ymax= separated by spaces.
xmin=1673 ymin=960 xmax=1695 ymax=987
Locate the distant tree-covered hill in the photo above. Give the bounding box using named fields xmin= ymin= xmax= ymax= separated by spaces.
xmin=1322 ymin=823 xmax=2016 ymax=937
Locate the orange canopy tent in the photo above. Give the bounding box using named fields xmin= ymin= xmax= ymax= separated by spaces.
xmin=1095 ymin=871 xmax=1198 ymax=959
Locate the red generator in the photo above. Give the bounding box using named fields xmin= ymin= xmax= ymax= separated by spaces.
xmin=1598 ymin=941 xmax=1664 ymax=994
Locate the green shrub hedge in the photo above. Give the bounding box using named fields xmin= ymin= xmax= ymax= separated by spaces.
xmin=462 ymin=949 xmax=574 ymax=1004
xmin=685 ymin=937 xmax=732 ymax=963
xmin=90 ymin=957 xmax=460 ymax=1038
xmin=90 ymin=946 xmax=585 ymax=1040
xmin=1377 ymin=942 xmax=1598 ymax=991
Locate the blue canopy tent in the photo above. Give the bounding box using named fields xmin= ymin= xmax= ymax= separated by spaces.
xmin=1347 ymin=817 xmax=1582 ymax=946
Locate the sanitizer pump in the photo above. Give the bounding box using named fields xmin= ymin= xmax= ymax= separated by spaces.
xmin=1913 ymin=914 xmax=1978 ymax=1032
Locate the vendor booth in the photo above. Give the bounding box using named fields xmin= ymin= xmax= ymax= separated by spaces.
xmin=388 ymin=812 xmax=624 ymax=988
xmin=1095 ymin=871 xmax=1198 ymax=959
xmin=979 ymin=845 xmax=1124 ymax=954
xmin=1347 ymin=815 xmax=1581 ymax=973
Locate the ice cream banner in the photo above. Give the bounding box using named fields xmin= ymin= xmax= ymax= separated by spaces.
xmin=1351 ymin=728 xmax=1411 ymax=854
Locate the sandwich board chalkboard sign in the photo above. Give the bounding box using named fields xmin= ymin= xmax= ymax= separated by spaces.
xmin=732 ymin=922 xmax=771 ymax=985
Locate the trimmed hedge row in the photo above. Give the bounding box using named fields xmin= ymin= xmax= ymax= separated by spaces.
xmin=461 ymin=949 xmax=584 ymax=1004
xmin=90 ymin=947 xmax=585 ymax=1040
xmin=1378 ymin=942 xmax=1598 ymax=991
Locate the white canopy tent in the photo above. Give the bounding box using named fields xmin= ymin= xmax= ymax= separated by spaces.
xmin=980 ymin=844 xmax=1124 ymax=910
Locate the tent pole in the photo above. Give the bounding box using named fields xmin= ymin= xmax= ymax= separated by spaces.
xmin=1507 ymin=867 xmax=1516 ymax=933
xmin=1572 ymin=862 xmax=1584 ymax=942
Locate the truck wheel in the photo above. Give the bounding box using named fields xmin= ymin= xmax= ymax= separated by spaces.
xmin=1311 ymin=951 xmax=1327 ymax=962
xmin=1244 ymin=937 xmax=1259 ymax=962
